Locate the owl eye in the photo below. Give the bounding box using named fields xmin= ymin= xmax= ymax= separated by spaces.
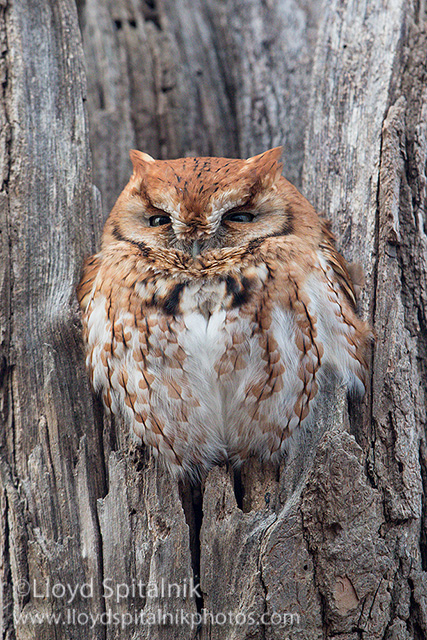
xmin=149 ymin=214 xmax=171 ymax=227
xmin=223 ymin=212 xmax=255 ymax=223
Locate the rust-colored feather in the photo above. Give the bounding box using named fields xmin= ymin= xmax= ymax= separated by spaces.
xmin=319 ymin=220 xmax=359 ymax=308
xmin=76 ymin=254 xmax=102 ymax=310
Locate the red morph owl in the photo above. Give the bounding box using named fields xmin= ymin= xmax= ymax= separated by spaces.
xmin=77 ymin=148 xmax=372 ymax=478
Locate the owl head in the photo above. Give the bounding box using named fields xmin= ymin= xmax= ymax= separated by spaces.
xmin=102 ymin=148 xmax=321 ymax=259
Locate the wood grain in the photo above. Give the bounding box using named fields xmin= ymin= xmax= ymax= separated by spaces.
xmin=1 ymin=0 xmax=426 ymax=638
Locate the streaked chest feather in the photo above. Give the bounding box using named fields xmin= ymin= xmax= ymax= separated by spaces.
xmin=131 ymin=263 xmax=268 ymax=318
xmin=82 ymin=257 xmax=369 ymax=477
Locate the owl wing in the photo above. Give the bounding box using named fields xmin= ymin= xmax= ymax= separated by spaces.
xmin=77 ymin=254 xmax=102 ymax=312
xmin=319 ymin=219 xmax=359 ymax=308
xmin=312 ymin=224 xmax=372 ymax=394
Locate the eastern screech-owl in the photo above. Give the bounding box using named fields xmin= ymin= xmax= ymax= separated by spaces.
xmin=77 ymin=148 xmax=372 ymax=478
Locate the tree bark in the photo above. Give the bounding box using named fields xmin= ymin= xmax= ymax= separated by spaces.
xmin=1 ymin=0 xmax=426 ymax=639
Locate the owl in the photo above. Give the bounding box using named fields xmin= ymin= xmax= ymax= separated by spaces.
xmin=77 ymin=147 xmax=372 ymax=478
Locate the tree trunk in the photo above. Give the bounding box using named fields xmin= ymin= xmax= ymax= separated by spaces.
xmin=1 ymin=0 xmax=426 ymax=638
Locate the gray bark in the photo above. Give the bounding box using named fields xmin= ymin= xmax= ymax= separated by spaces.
xmin=1 ymin=0 xmax=426 ymax=639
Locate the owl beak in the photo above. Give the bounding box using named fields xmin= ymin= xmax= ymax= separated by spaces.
xmin=191 ymin=240 xmax=201 ymax=258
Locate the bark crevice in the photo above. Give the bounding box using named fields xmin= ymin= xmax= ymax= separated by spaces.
xmin=178 ymin=481 xmax=205 ymax=613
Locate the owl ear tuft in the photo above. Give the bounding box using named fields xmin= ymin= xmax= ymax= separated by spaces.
xmin=129 ymin=149 xmax=156 ymax=177
xmin=245 ymin=147 xmax=283 ymax=185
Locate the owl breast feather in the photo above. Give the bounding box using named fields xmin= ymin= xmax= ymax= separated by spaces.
xmin=82 ymin=255 xmax=369 ymax=477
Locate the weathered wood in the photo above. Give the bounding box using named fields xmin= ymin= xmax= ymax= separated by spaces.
xmin=1 ymin=1 xmax=107 ymax=638
xmin=1 ymin=0 xmax=426 ymax=638
xmin=302 ymin=3 xmax=427 ymax=636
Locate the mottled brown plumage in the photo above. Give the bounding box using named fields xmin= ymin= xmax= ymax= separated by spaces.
xmin=77 ymin=148 xmax=372 ymax=477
